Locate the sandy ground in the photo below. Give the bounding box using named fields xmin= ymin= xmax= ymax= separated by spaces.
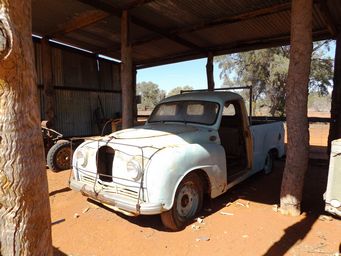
xmin=50 ymin=158 xmax=340 ymax=256
xmin=50 ymin=111 xmax=338 ymax=255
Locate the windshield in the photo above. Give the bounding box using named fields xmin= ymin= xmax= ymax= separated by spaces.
xmin=148 ymin=100 xmax=220 ymax=125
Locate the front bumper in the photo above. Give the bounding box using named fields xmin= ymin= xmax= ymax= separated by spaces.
xmin=69 ymin=178 xmax=163 ymax=215
xmin=325 ymin=203 xmax=341 ymax=217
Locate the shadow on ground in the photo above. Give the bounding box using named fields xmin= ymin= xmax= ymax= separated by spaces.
xmin=53 ymin=246 xmax=68 ymax=256
xmin=49 ymin=187 xmax=71 ymax=197
xmin=89 ymin=154 xmax=331 ymax=236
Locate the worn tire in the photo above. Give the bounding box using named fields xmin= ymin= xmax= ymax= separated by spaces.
xmin=263 ymin=151 xmax=274 ymax=174
xmin=160 ymin=173 xmax=203 ymax=231
xmin=47 ymin=141 xmax=72 ymax=172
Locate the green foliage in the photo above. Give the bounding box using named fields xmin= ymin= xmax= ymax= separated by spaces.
xmin=167 ymin=85 xmax=193 ymax=97
xmin=215 ymin=40 xmax=334 ymax=116
xmin=136 ymin=81 xmax=166 ymax=110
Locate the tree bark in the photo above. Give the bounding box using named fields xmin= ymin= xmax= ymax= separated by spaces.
xmin=206 ymin=52 xmax=215 ymax=90
xmin=121 ymin=10 xmax=134 ymax=129
xmin=328 ymin=32 xmax=341 ymax=152
xmin=280 ymin=0 xmax=312 ymax=216
xmin=0 ymin=1 xmax=52 ymax=255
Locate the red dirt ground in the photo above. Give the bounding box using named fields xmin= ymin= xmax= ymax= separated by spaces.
xmin=49 ymin=156 xmax=341 ymax=256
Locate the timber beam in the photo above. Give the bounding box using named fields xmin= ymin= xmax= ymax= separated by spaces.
xmin=137 ymin=29 xmax=330 ymax=69
xmin=46 ymin=10 xmax=110 ymax=39
xmin=206 ymin=52 xmax=215 ymax=90
xmin=123 ymin=0 xmax=156 ymax=10
xmin=77 ymin=0 xmax=203 ymax=52
xmin=101 ymin=2 xmax=294 ymax=55
xmin=317 ymin=0 xmax=338 ymax=37
xmin=121 ymin=11 xmax=134 ymax=129
xmin=41 ymin=38 xmax=55 ymax=123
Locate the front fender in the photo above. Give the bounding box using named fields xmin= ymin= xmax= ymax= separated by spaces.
xmin=145 ymin=143 xmax=226 ymax=210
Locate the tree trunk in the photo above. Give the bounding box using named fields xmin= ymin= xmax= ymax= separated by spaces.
xmin=0 ymin=1 xmax=52 ymax=255
xmin=280 ymin=0 xmax=312 ymax=216
xmin=121 ymin=10 xmax=134 ymax=129
xmin=328 ymin=32 xmax=341 ymax=152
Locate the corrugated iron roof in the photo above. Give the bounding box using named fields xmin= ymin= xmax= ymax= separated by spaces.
xmin=32 ymin=0 xmax=340 ymax=68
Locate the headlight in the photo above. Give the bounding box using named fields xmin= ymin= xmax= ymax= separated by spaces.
xmin=76 ymin=149 xmax=88 ymax=168
xmin=330 ymin=199 xmax=341 ymax=208
xmin=126 ymin=159 xmax=142 ymax=181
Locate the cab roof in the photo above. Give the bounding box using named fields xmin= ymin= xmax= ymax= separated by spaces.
xmin=161 ymin=91 xmax=244 ymax=105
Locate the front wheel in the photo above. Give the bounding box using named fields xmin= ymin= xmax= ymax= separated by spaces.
xmin=160 ymin=173 xmax=203 ymax=231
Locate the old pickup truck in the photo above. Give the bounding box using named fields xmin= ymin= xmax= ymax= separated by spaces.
xmin=69 ymin=90 xmax=285 ymax=230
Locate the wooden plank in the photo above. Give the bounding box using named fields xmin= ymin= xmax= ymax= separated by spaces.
xmin=46 ymin=10 xmax=110 ymax=38
xmin=206 ymin=52 xmax=214 ymax=90
xmin=121 ymin=10 xmax=134 ymax=128
xmin=41 ymin=38 xmax=55 ymax=123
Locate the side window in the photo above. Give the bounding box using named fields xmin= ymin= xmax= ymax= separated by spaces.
xmin=223 ymin=102 xmax=236 ymax=116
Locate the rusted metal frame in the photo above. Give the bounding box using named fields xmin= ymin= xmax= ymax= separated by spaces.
xmin=41 ymin=38 xmax=55 ymax=123
xmin=206 ymin=52 xmax=215 ymax=90
xmin=46 ymin=10 xmax=111 ymax=39
xmin=317 ymin=0 xmax=338 ymax=37
xmin=77 ymin=0 xmax=204 ymax=52
xmin=136 ymin=29 xmax=331 ymax=69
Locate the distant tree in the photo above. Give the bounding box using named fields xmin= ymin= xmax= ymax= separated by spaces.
xmin=136 ymin=81 xmax=165 ymax=110
xmin=167 ymin=85 xmax=193 ymax=97
xmin=216 ymin=40 xmax=333 ymax=116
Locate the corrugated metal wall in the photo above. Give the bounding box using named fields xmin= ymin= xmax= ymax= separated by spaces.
xmin=34 ymin=40 xmax=121 ymax=137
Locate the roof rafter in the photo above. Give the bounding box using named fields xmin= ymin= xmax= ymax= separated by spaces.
xmin=133 ymin=2 xmax=293 ymax=47
xmin=137 ymin=29 xmax=331 ymax=69
xmin=317 ymin=0 xmax=338 ymax=37
xmin=123 ymin=0 xmax=156 ymax=10
xmin=46 ymin=10 xmax=110 ymax=39
xmin=77 ymin=0 xmax=204 ymax=52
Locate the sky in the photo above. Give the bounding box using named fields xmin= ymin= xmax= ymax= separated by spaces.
xmin=137 ymin=41 xmax=336 ymax=94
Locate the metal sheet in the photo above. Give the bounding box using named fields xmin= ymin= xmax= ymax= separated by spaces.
xmin=54 ymin=90 xmax=121 ymax=137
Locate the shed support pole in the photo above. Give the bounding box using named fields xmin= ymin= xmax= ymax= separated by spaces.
xmin=121 ymin=10 xmax=134 ymax=129
xmin=328 ymin=31 xmax=341 ymax=151
xmin=133 ymin=65 xmax=137 ymax=122
xmin=206 ymin=52 xmax=215 ymax=90
xmin=41 ymin=37 xmax=55 ymax=124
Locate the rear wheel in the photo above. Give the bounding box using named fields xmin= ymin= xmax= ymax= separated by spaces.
xmin=263 ymin=151 xmax=274 ymax=174
xmin=161 ymin=173 xmax=203 ymax=231
xmin=47 ymin=141 xmax=72 ymax=172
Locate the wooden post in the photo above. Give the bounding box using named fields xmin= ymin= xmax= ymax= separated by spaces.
xmin=328 ymin=31 xmax=341 ymax=151
xmin=206 ymin=52 xmax=215 ymax=90
xmin=133 ymin=65 xmax=137 ymax=123
xmin=121 ymin=10 xmax=134 ymax=129
xmin=41 ymin=37 xmax=55 ymax=124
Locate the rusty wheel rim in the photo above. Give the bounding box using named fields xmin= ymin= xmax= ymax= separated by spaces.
xmin=55 ymin=147 xmax=71 ymax=170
